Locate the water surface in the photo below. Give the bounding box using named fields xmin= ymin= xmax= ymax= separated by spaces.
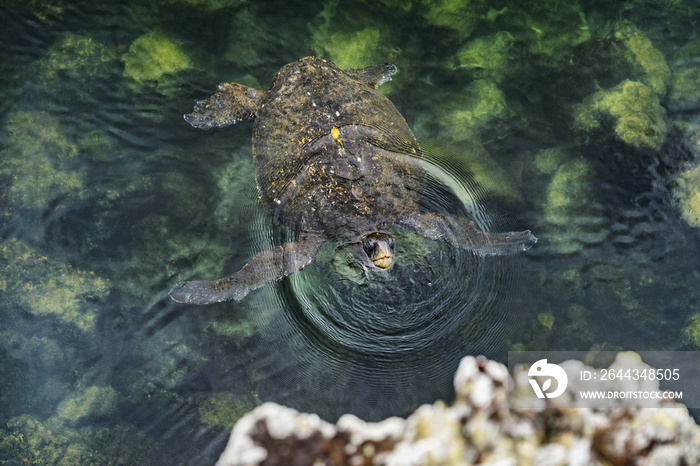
xmin=1 ymin=0 xmax=700 ymax=464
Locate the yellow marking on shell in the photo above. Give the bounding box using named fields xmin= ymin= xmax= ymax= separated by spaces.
xmin=331 ymin=126 xmax=343 ymax=149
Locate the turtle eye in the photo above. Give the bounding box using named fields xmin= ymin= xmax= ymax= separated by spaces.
xmin=363 ymin=239 xmax=376 ymax=256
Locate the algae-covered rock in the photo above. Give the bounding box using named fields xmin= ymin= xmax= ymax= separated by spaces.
xmin=122 ymin=31 xmax=195 ymax=94
xmin=440 ymin=79 xmax=513 ymax=143
xmin=213 ymin=158 xmax=264 ymax=231
xmin=197 ymin=392 xmax=260 ymax=428
xmin=5 ymin=0 xmax=63 ymax=21
xmin=0 ymin=239 xmax=109 ymax=332
xmin=496 ymin=0 xmax=590 ymax=64
xmin=573 ymin=80 xmax=667 ymax=151
xmin=669 ymin=37 xmax=700 ymax=110
xmin=0 ymin=415 xmax=159 ymax=465
xmin=613 ymin=21 xmax=671 ymax=97
xmin=166 ymin=0 xmax=245 ymax=9
xmin=674 ymin=162 xmax=700 ymax=227
xmin=36 ymin=33 xmax=118 ymax=87
xmin=0 ymin=111 xmax=83 ymax=213
xmin=0 ymin=331 xmax=67 ymax=368
xmin=312 ymin=24 xmax=396 ymax=71
xmin=419 ymin=0 xmax=488 ymax=41
xmin=223 ymin=8 xmax=269 ymax=68
xmin=537 ymin=311 xmax=554 ymax=330
xmin=543 ymin=158 xmax=605 ymax=254
xmin=215 ymin=354 xmax=700 ymax=466
xmin=449 ymin=31 xmax=515 ymax=82
xmin=684 ymin=313 xmax=700 ymax=348
xmin=669 ymin=67 xmax=700 ymax=110
xmin=57 ymin=386 xmax=117 ymax=422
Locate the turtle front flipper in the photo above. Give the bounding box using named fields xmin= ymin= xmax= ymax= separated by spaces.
xmin=184 ymin=83 xmax=267 ymax=130
xmin=399 ymin=212 xmax=537 ymax=256
xmin=169 ymin=235 xmax=325 ymax=304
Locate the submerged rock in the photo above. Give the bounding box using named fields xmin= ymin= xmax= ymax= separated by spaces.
xmin=418 ymin=0 xmax=487 ymax=41
xmin=449 ymin=31 xmax=515 ymax=82
xmin=215 ymin=353 xmax=700 ymax=465
xmin=0 ymin=239 xmax=109 ymax=333
xmin=0 ymin=415 xmax=159 ymax=465
xmin=440 ymin=79 xmax=513 ymax=143
xmin=36 ymin=32 xmax=118 ymax=86
xmin=613 ymin=22 xmax=671 ymax=98
xmin=56 ymin=386 xmax=117 ymax=422
xmin=543 ymin=158 xmax=606 ymax=255
xmin=573 ymin=79 xmax=667 ymax=151
xmin=497 ymin=0 xmax=590 ymax=64
xmin=0 ymin=111 xmax=83 ymax=213
xmin=122 ymin=31 xmax=195 ymax=94
xmin=674 ymin=161 xmax=700 ymax=227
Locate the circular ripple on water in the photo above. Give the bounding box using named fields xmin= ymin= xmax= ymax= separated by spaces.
xmin=255 ymin=156 xmax=525 ymax=420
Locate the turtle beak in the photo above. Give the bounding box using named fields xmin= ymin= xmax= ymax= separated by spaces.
xmin=360 ymin=232 xmax=395 ymax=270
xmin=370 ymin=243 xmax=394 ymax=269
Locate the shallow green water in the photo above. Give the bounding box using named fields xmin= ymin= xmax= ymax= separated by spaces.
xmin=2 ymin=0 xmax=700 ymax=464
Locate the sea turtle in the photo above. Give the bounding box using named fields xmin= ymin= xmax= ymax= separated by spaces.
xmin=169 ymin=57 xmax=536 ymax=305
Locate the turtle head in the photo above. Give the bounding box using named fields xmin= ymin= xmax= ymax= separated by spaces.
xmin=357 ymin=231 xmax=395 ymax=270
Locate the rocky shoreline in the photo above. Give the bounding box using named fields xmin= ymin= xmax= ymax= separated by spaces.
xmin=216 ymin=352 xmax=700 ymax=466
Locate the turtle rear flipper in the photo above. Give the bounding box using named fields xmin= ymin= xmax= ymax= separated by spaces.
xmin=169 ymin=235 xmax=324 ymax=304
xmin=400 ymin=212 xmax=537 ymax=256
xmin=184 ymin=83 xmax=267 ymax=130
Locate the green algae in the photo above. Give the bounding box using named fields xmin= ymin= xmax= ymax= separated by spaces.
xmin=122 ymin=31 xmax=195 ymax=93
xmin=533 ymin=148 xmax=572 ymax=176
xmin=0 ymin=331 xmax=67 ymax=368
xmin=166 ymin=0 xmax=246 ymax=9
xmin=440 ymin=79 xmax=513 ymax=143
xmin=315 ymin=26 xmax=385 ymax=70
xmin=0 ymin=415 xmax=158 ymax=465
xmin=36 ymin=33 xmax=117 ymax=86
xmin=56 ymin=386 xmax=117 ymax=422
xmin=573 ymin=80 xmax=667 ymax=151
xmin=0 ymin=111 xmax=83 ymax=213
xmin=450 ymin=31 xmax=515 ymax=82
xmin=674 ymin=162 xmax=700 ymax=228
xmin=537 ymin=312 xmax=555 ymax=330
xmin=613 ymin=22 xmax=671 ymax=98
xmin=543 ymin=158 xmax=605 ymax=255
xmin=419 ymin=0 xmax=487 ymax=41
xmin=214 ymin=158 xmax=264 ymax=231
xmin=196 ymin=392 xmax=260 ymax=427
xmin=6 ymin=0 xmax=63 ymax=21
xmin=497 ymin=0 xmax=590 ymax=64
xmin=683 ymin=314 xmax=700 ymax=348
xmin=0 ymin=239 xmax=109 ymax=333
xmin=669 ymin=67 xmax=700 ymax=108
xmin=311 ymin=18 xmax=399 ymax=73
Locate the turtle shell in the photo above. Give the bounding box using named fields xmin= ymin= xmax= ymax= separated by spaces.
xmin=252 ymin=57 xmax=423 ymax=238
